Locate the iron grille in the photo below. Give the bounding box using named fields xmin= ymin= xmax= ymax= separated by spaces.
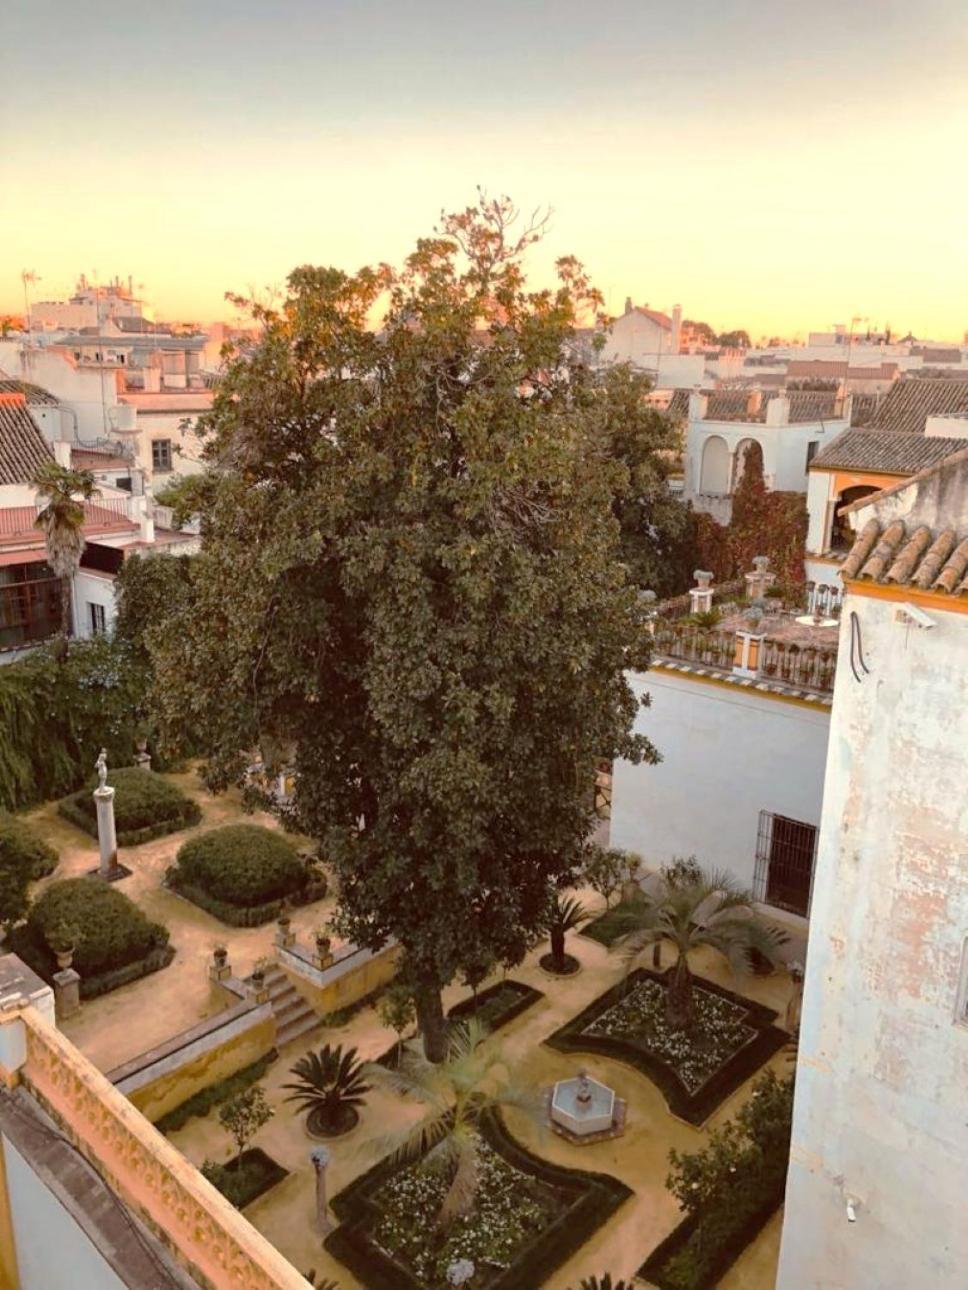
xmin=754 ymin=810 xmax=818 ymax=918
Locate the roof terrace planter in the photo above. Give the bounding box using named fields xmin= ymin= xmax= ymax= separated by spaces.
xmin=543 ymin=968 xmax=788 ymax=1126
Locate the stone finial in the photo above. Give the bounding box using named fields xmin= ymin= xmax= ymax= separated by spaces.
xmin=693 ymin=570 xmax=713 ymax=588
xmin=745 ymin=556 xmax=775 ymax=601
xmin=689 ymin=570 xmax=714 ymax=615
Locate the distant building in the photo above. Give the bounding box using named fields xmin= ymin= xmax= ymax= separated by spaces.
xmin=778 ymin=448 xmax=968 ymax=1290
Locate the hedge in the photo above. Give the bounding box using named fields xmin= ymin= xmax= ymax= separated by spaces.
xmin=0 ymin=815 xmax=58 ymax=880
xmin=9 ymin=877 xmax=171 ymax=992
xmin=156 ymin=1052 xmax=277 ymax=1133
xmin=171 ymin=824 xmax=305 ymax=907
xmin=324 ymin=1106 xmax=631 ymax=1289
xmin=202 ymin=1148 xmax=287 ymax=1209
xmin=58 ymin=768 xmax=201 ymax=845
xmin=543 ymin=967 xmax=788 ymax=1125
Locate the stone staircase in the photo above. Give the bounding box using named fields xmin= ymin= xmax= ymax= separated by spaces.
xmin=262 ymin=964 xmax=323 ymax=1049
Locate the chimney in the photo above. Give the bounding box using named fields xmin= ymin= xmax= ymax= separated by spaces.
xmin=689 ymin=570 xmax=714 ymax=616
xmin=624 ymin=297 xmax=633 ymax=316
xmin=765 ymin=393 xmax=790 ymax=426
xmin=671 ymin=304 xmax=682 ymax=353
xmin=746 ymin=389 xmax=763 ymax=419
xmin=688 ymin=389 xmax=708 ymax=421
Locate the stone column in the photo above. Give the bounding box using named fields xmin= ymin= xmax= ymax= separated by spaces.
xmin=310 ymin=1146 xmax=332 ymax=1235
xmin=52 ymin=968 xmax=81 ymax=1020
xmin=94 ymin=783 xmax=118 ymax=879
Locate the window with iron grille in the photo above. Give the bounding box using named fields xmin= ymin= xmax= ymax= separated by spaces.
xmin=754 ymin=811 xmax=818 ymax=918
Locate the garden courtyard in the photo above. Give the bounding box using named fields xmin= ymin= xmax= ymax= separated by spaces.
xmin=14 ymin=765 xmax=797 ymax=1289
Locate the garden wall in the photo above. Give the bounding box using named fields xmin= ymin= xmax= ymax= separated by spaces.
xmin=279 ymin=940 xmax=401 ymax=1015
xmin=107 ymin=1000 xmax=276 ymax=1124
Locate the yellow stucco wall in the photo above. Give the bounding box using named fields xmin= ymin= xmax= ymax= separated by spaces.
xmin=283 ymin=942 xmax=401 ymax=1016
xmin=126 ymin=1011 xmax=277 ymax=1124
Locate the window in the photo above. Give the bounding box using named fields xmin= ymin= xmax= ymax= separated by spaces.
xmin=0 ymin=561 xmax=63 ymax=651
xmin=753 ymin=811 xmax=818 ymax=918
xmin=88 ymin=602 xmax=106 ymax=636
xmin=152 ymin=439 xmax=172 ymax=471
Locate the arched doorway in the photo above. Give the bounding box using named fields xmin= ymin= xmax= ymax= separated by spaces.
xmin=732 ymin=438 xmax=763 ymax=490
xmin=699 ymin=435 xmax=730 ymax=493
xmin=831 ymin=484 xmax=880 ymax=550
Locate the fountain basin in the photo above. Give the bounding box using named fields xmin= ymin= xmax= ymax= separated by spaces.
xmin=550 ymin=1074 xmax=615 ymax=1137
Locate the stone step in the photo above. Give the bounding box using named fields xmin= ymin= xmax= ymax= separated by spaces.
xmin=274 ymin=996 xmax=312 ymax=1024
xmin=276 ymin=1010 xmax=324 ymax=1048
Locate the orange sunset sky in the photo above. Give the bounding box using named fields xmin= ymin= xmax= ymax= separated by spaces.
xmin=2 ymin=1 xmax=967 ymax=341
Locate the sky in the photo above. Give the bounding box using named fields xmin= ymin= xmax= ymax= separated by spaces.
xmin=2 ymin=0 xmax=967 ymax=341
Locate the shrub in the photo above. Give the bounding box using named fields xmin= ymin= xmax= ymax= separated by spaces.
xmin=201 ymin=1149 xmax=286 ymax=1209
xmin=171 ymin=824 xmax=308 ymax=909
xmin=18 ymin=877 xmax=169 ymax=979
xmin=59 ymin=768 xmax=201 ymax=845
xmin=156 ymin=1052 xmax=277 ymax=1133
xmin=0 ymin=814 xmax=58 ymax=880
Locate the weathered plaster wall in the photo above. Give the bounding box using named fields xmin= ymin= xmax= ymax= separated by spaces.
xmin=778 ymin=594 xmax=968 ymax=1288
xmin=111 ymin=1003 xmax=276 ymax=1125
xmin=2 ymin=1135 xmax=128 ymax=1290
xmin=610 ymin=668 xmax=829 ymax=895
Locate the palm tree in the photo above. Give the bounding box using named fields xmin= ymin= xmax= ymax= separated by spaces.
xmin=612 ymin=864 xmax=785 ymax=1029
xmin=572 ymin=1277 xmax=632 ymax=1290
xmin=283 ymin=1043 xmax=371 ymax=1135
xmin=32 ymin=462 xmax=99 ymax=655
xmin=365 ymin=1018 xmax=537 ymax=1229
xmin=543 ymin=893 xmax=590 ymax=972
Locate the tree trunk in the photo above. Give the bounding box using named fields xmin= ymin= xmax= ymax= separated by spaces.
xmin=667 ymin=953 xmax=695 ymax=1029
xmin=415 ymin=985 xmax=448 ymax=1063
xmin=54 ymin=576 xmax=71 ymax=661
xmin=550 ymin=925 xmax=565 ymax=967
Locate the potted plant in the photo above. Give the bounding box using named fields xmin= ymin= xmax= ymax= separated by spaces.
xmin=283 ymin=1043 xmax=371 ymax=1138
xmin=314 ymin=930 xmax=331 ymax=958
xmin=48 ymin=921 xmax=78 ymax=971
xmin=213 ymin=942 xmax=229 ymax=970
xmin=251 ymin=956 xmax=270 ymax=989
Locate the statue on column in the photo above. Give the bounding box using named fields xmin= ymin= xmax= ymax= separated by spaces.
xmin=96 ymin=748 xmax=108 ymax=790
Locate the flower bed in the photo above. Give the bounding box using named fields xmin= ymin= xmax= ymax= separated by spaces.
xmin=544 ymin=968 xmax=787 ymax=1124
xmin=201 ymin=1148 xmax=287 ymax=1209
xmin=58 ymin=768 xmax=201 ymax=846
xmin=325 ymin=1108 xmax=631 ymax=1289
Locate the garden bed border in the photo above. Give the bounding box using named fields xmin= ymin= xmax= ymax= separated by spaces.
xmin=374 ymin=979 xmax=544 ymax=1068
xmin=543 ymin=967 xmax=788 ymax=1125
xmin=164 ymin=873 xmax=326 ymax=927
xmin=58 ymin=794 xmax=201 ymax=847
xmin=324 ymin=1106 xmax=631 ymax=1289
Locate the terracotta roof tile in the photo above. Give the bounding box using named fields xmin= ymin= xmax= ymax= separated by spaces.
xmin=0 ymin=378 xmax=59 ymax=406
xmin=867 ymin=377 xmax=968 ymax=434
xmin=842 ymin=522 xmax=968 ymax=595
xmin=0 ymin=393 xmax=54 ymax=485
xmin=811 ymin=428 xmax=964 ymax=474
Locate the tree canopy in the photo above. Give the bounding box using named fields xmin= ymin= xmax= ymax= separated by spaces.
xmin=148 ymin=195 xmax=659 ymax=1057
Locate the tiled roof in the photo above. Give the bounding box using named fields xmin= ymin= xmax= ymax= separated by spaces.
xmin=849 ymin=392 xmax=880 ymax=426
xmin=911 ymin=347 xmax=962 ymax=364
xmin=0 ymin=393 xmax=54 ymax=485
xmin=0 ymin=378 xmax=59 ymax=406
xmin=631 ymin=307 xmax=672 ymax=329
xmin=787 ymin=359 xmax=897 ymax=381
xmin=841 ymin=517 xmax=968 ymax=595
xmin=810 ymin=428 xmax=965 ymax=475
xmin=867 ymin=377 xmax=968 ymax=434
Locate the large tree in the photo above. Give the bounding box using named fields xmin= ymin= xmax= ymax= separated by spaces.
xmin=31 ymin=462 xmax=98 ymax=657
xmin=149 ymin=196 xmax=657 ymax=1059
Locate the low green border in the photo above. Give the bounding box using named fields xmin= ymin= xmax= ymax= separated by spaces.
xmin=324 ymin=1106 xmax=631 ymax=1289
xmin=164 ymin=873 xmax=326 ymax=927
xmin=637 ymin=1176 xmax=786 ymax=1289
xmin=204 ymin=1147 xmax=288 ymax=1210
xmin=58 ymin=794 xmax=201 ymax=847
xmin=543 ymin=967 xmax=788 ymax=1125
xmin=375 ymin=979 xmax=544 ymax=1068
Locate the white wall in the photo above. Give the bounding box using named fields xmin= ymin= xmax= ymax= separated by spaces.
xmin=778 ymin=594 xmax=968 ymax=1289
xmin=686 ymin=417 xmax=842 ymax=499
xmin=2 ymin=1136 xmax=128 ymax=1290
xmin=805 ymin=470 xmax=833 ymax=553
xmin=610 ymin=669 xmax=829 ymax=893
xmin=600 ymin=311 xmax=671 ymax=367
xmin=72 ymin=571 xmax=118 ymax=639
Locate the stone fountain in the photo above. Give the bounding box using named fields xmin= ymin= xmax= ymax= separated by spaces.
xmin=546 ymin=1068 xmax=626 ymax=1144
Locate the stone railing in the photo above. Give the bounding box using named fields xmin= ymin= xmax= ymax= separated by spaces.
xmin=652 ymin=621 xmax=837 ymax=694
xmin=654 ymin=579 xmax=745 ymax=620
xmin=15 ymin=1005 xmax=309 ymax=1290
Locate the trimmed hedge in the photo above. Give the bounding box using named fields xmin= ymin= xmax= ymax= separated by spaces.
xmin=0 ymin=814 xmax=58 ymax=879
xmin=543 ymin=967 xmax=788 ymax=1125
xmin=166 ymin=824 xmax=327 ymax=926
xmin=156 ymin=1052 xmax=277 ymax=1134
xmin=8 ymin=877 xmax=171 ymax=996
xmin=325 ymin=1106 xmax=631 ymax=1289
xmin=58 ymin=768 xmax=201 ymax=845
xmin=171 ymin=824 xmax=305 ymax=906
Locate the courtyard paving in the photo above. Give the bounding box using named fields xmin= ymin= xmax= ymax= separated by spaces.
xmin=22 ymin=768 xmax=792 ymax=1288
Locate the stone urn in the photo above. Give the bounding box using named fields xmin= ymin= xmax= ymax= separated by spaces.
xmin=55 ymin=946 xmax=75 ymax=971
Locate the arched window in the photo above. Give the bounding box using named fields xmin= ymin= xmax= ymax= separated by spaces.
xmin=699 ymin=435 xmax=730 ymax=493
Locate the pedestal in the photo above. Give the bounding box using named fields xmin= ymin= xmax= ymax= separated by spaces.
xmin=134 ymin=751 xmax=152 ymax=772
xmin=53 ymin=968 xmax=81 ymax=1020
xmin=310 ymin=1146 xmax=332 ymax=1235
xmin=90 ymin=786 xmax=130 ymax=881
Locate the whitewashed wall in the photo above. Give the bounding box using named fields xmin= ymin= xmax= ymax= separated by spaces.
xmin=610 ymin=669 xmax=829 ymax=893
xmin=778 ymin=593 xmax=968 ymax=1289
xmin=2 ymin=1136 xmax=128 ymax=1290
xmin=72 ymin=570 xmax=118 ymax=639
